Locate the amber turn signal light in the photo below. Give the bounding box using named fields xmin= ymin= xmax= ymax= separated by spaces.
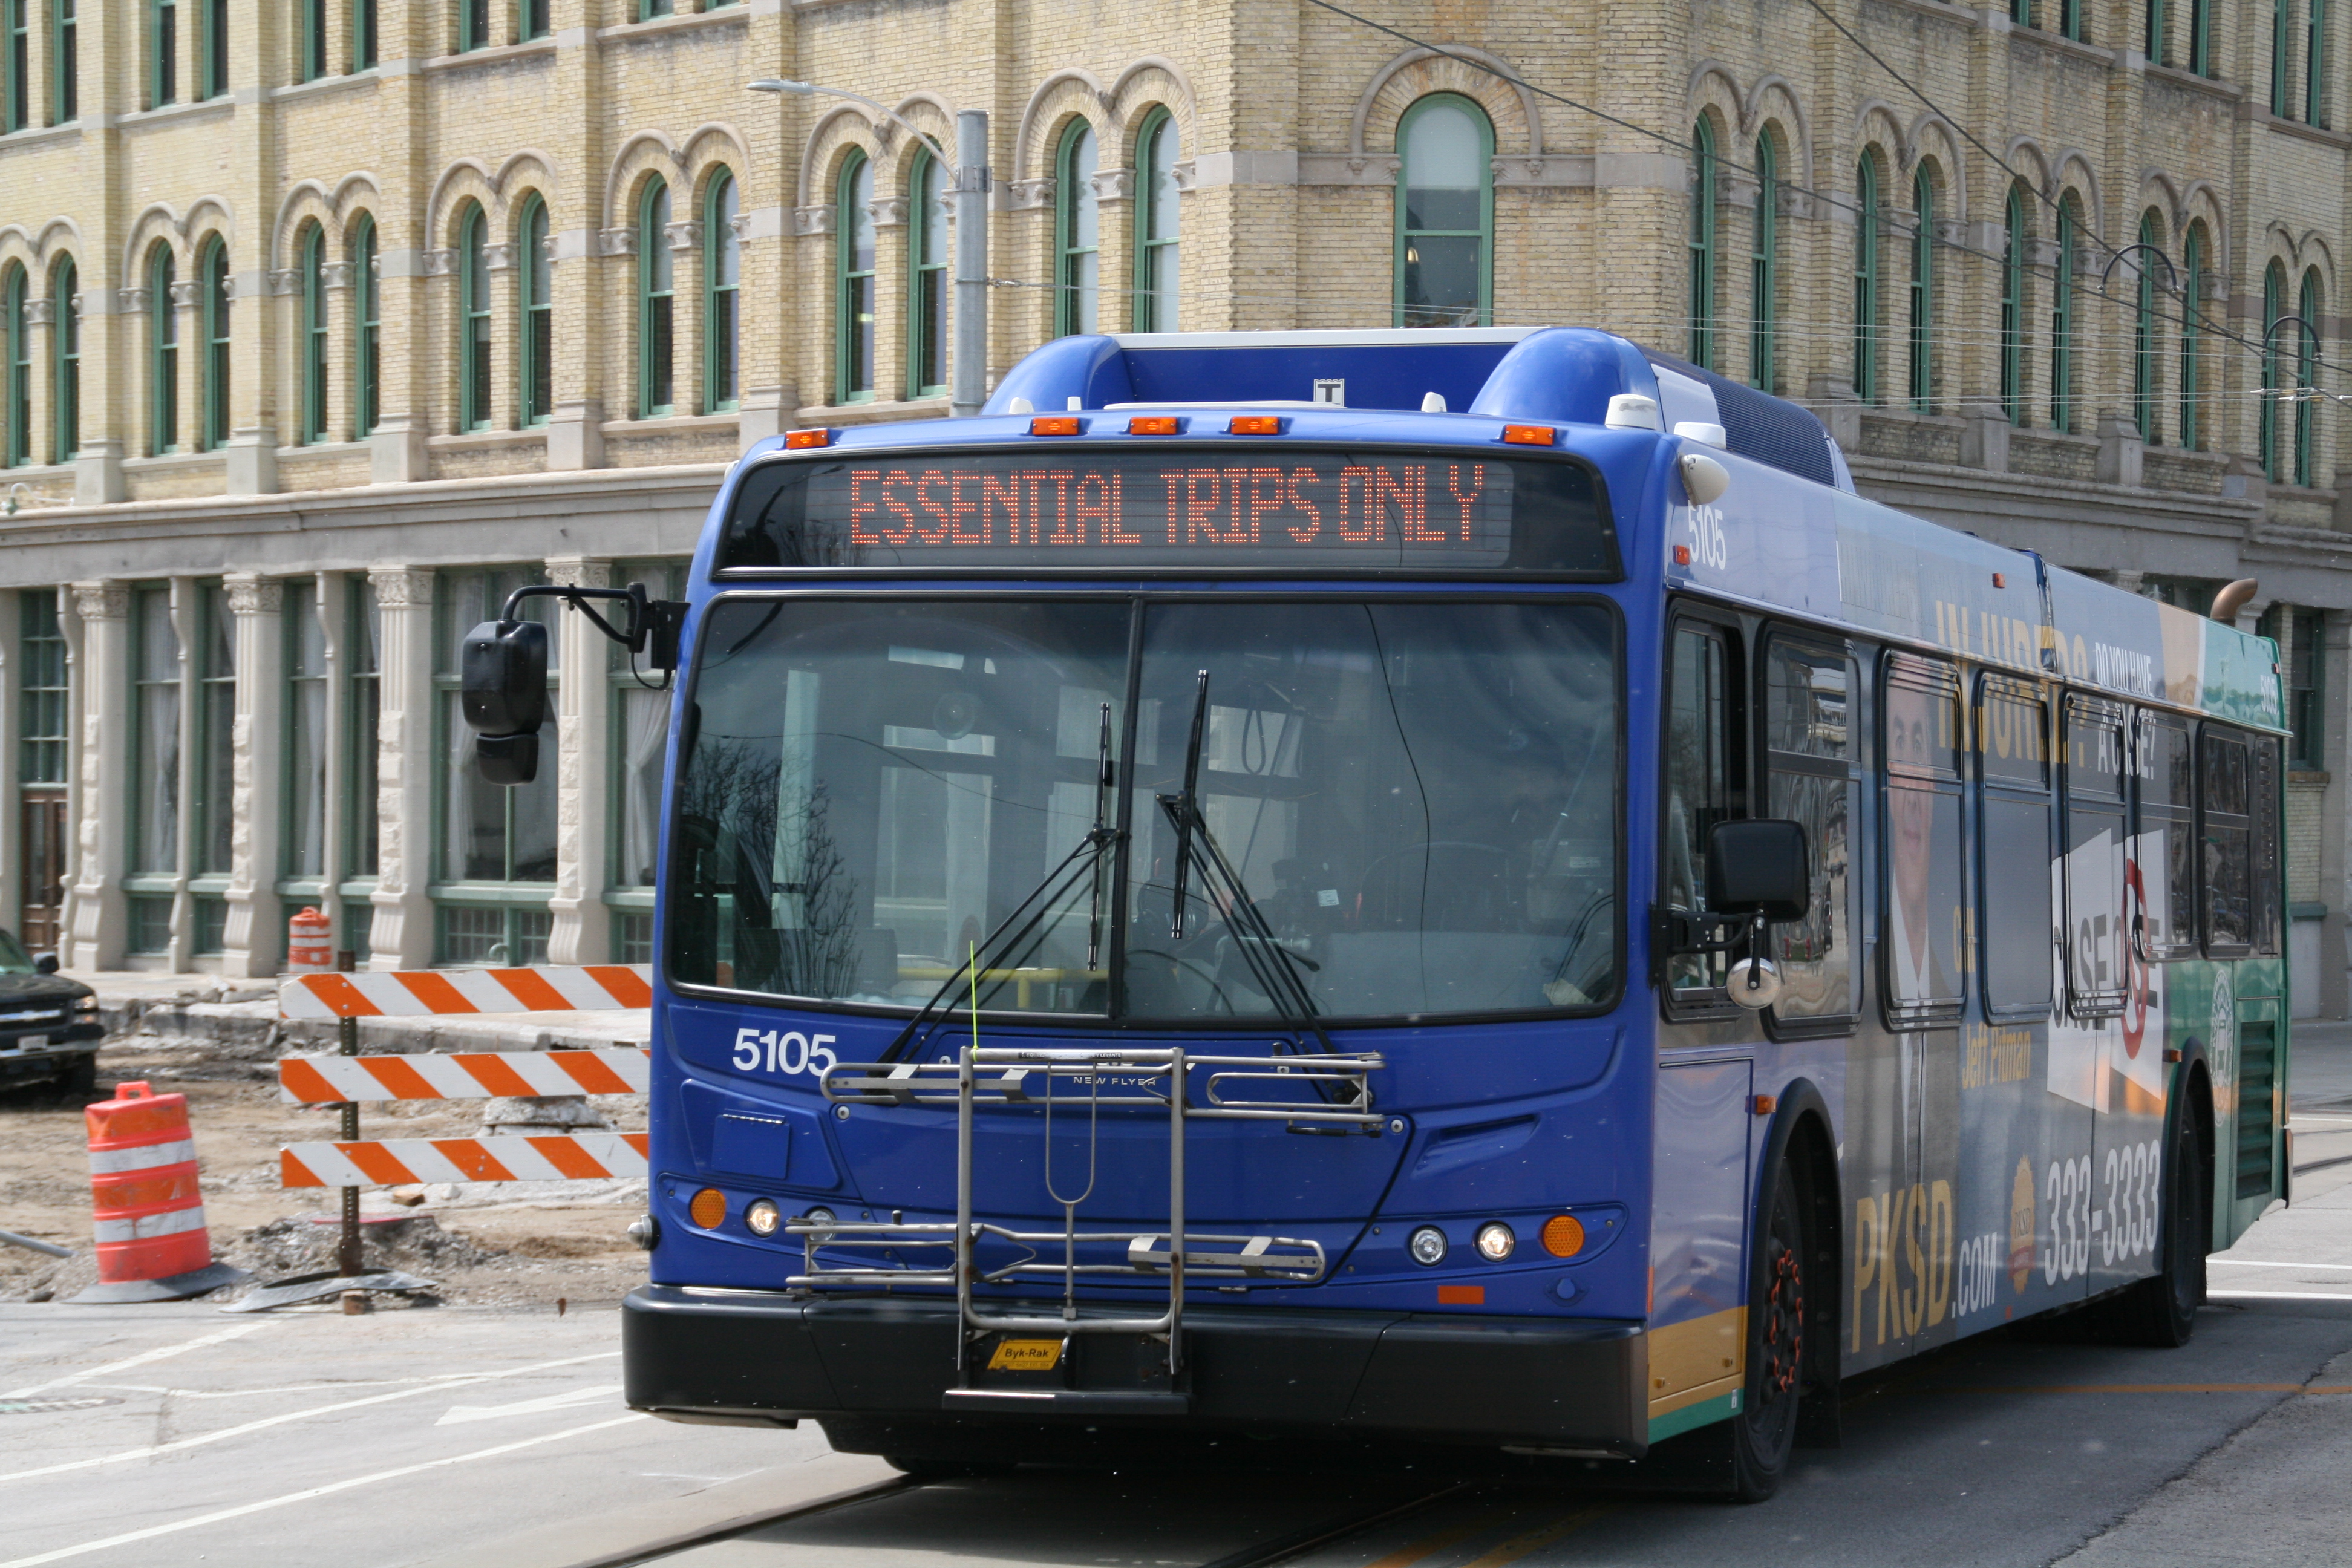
xmin=1540 ymin=1214 xmax=1586 ymax=1258
xmin=1030 ymin=415 xmax=1083 ymax=436
xmin=783 ymin=428 xmax=832 ymax=449
xmin=1501 ymin=424 xmax=1557 ymax=446
xmin=1126 ymin=415 xmax=1181 ymax=435
xmin=688 ymin=1187 xmax=727 ymax=1229
xmin=1227 ymin=414 xmax=1283 ymax=434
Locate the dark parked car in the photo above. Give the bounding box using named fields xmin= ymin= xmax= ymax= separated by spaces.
xmin=0 ymin=929 xmax=103 ymax=1093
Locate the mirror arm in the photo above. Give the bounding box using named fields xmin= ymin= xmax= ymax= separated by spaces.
xmin=498 ymin=583 xmax=688 ymax=670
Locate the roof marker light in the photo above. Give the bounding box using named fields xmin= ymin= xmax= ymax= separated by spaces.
xmin=1127 ymin=415 xmax=1181 ymax=435
xmin=1501 ymin=424 xmax=1556 ymax=446
xmin=1421 ymin=391 xmax=1448 ymax=413
xmin=1604 ymin=393 xmax=1662 ymax=430
xmin=784 ymin=428 xmax=832 ymax=449
xmin=1030 ymin=415 xmax=1082 ymax=436
xmin=1229 ymin=414 xmax=1283 ymax=434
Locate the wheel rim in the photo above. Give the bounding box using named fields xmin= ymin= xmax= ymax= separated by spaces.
xmin=1757 ymin=1226 xmax=1804 ymax=1404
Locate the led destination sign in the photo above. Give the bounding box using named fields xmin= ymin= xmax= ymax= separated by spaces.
xmin=717 ymin=446 xmax=1618 ymax=574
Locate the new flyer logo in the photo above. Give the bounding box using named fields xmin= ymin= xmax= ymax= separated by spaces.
xmin=2008 ymin=1156 xmax=2037 ymax=1296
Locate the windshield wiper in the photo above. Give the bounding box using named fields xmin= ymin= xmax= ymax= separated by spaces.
xmin=1157 ymin=672 xmax=1343 ymax=1067
xmin=876 ymin=702 xmax=1121 ymax=1066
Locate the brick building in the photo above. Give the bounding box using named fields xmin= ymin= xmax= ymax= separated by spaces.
xmin=1 ymin=0 xmax=2349 ymax=1011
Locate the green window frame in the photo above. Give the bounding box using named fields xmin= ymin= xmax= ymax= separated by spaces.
xmin=129 ymin=584 xmax=180 ymax=875
xmin=907 ymin=151 xmax=947 ymax=397
xmin=521 ymin=0 xmax=545 ymax=38
xmin=1396 ymin=94 xmax=1492 ymax=330
xmin=2285 ymin=607 xmax=2325 ymax=766
xmin=2178 ymin=226 xmax=2204 ymax=449
xmin=1749 ymin=132 xmax=1777 ymax=391
xmin=2050 ymin=204 xmax=2077 ymax=433
xmin=833 ymin=155 xmax=873 ymax=402
xmin=51 ymin=0 xmax=74 ymax=123
xmin=608 ymin=557 xmax=685 ymax=899
xmin=2273 ymin=0 xmax=2291 ymax=117
xmin=1854 ymin=154 xmax=1878 ymax=403
xmin=2062 ymin=0 xmax=2083 ymax=38
xmin=284 ymin=578 xmax=328 ymax=880
xmin=2261 ymin=262 xmax=2285 ymax=479
xmin=347 ymin=577 xmax=381 ymax=879
xmin=1688 ymin=116 xmax=1716 ymax=365
xmin=1908 ymin=169 xmax=1934 ymax=412
xmin=5 ymin=0 xmax=27 ymax=132
xmin=1133 ymin=108 xmax=1179 ymax=333
xmin=198 ymin=238 xmax=227 ymax=450
xmin=2000 ymin=188 xmax=2026 ymax=424
xmin=2295 ymin=269 xmax=2320 ymax=485
xmin=149 ymin=0 xmax=175 ymax=105
xmin=19 ymin=589 xmax=66 ymax=784
xmin=2 ymin=264 xmax=26 ymax=466
xmin=2012 ymin=0 xmax=2028 ymax=21
xmin=636 ymin=0 xmax=671 ymax=17
xmin=2147 ymin=0 xmax=2166 ymax=57
xmin=2308 ymin=0 xmax=2328 ymax=122
xmin=434 ymin=569 xmax=559 ymax=965
xmin=703 ymin=170 xmax=739 ymax=413
xmin=459 ymin=0 xmax=489 ymax=51
xmin=194 ymin=582 xmax=232 ymax=877
xmin=637 ymin=181 xmax=675 ymax=416
xmin=2192 ymin=0 xmax=2213 ymax=71
xmin=2132 ymin=212 xmax=2160 ymax=446
xmin=518 ymin=194 xmax=551 ymax=426
xmin=299 ymin=0 xmax=324 ymax=80
xmin=1055 ymin=121 xmax=1100 ymax=336
xmin=354 ymin=0 xmax=374 ymax=67
xmin=354 ymin=216 xmax=379 ymax=435
xmin=458 ymin=204 xmax=491 ymax=431
xmin=50 ymin=259 xmax=76 ymax=464
xmin=300 ymin=225 xmax=328 ymax=443
xmin=148 ymin=246 xmax=176 ymax=455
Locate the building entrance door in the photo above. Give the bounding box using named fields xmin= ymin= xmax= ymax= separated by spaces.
xmin=18 ymin=794 xmax=67 ymax=952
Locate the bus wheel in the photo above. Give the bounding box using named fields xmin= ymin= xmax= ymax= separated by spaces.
xmin=2093 ymin=1100 xmax=2207 ymax=1348
xmin=1730 ymin=1166 xmax=1806 ymax=1501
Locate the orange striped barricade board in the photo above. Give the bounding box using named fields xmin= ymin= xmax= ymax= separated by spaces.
xmin=278 ymin=1048 xmax=651 ymax=1103
xmin=278 ymin=964 xmax=653 ymax=1020
xmin=281 ymin=1133 xmax=652 ymax=1187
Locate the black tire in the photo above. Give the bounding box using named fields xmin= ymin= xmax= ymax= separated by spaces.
xmin=881 ymin=1454 xmax=1016 ymax=1481
xmin=1728 ymin=1165 xmax=1807 ymax=1501
xmin=2092 ymin=1095 xmax=2207 ymax=1348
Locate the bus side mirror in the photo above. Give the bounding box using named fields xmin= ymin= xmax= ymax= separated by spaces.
xmin=1705 ymin=819 xmax=1810 ymax=922
xmin=462 ymin=619 xmax=549 ymax=785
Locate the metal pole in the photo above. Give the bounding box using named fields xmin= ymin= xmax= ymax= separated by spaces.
xmin=336 ymin=948 xmax=362 ymax=1279
xmin=952 ymin=109 xmax=990 ymax=418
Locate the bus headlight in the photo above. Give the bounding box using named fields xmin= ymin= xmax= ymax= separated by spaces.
xmin=804 ymin=1206 xmax=837 ymax=1241
xmin=745 ymin=1199 xmax=781 ymax=1237
xmin=1408 ymin=1226 xmax=1448 ymax=1266
xmin=1475 ymin=1221 xmax=1516 ymax=1261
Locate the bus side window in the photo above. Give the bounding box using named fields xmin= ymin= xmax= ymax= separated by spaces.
xmin=1665 ymin=621 xmax=1734 ymax=995
xmin=2060 ymin=694 xmax=2129 ymax=1018
xmin=1881 ymin=654 xmax=1964 ymax=1028
xmin=1763 ymin=636 xmax=1857 ymax=1025
xmin=1976 ymin=678 xmax=2052 ymax=1021
xmin=2134 ymin=713 xmax=2198 ymax=959
xmin=2252 ymin=735 xmax=2283 ymax=958
xmin=2200 ymin=726 xmax=2254 ymax=955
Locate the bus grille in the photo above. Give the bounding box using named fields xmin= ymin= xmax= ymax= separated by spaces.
xmin=2236 ymin=1021 xmax=2276 ymax=1200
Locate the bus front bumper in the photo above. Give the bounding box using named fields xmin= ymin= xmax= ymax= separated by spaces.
xmin=621 ymin=1284 xmax=1648 ymax=1457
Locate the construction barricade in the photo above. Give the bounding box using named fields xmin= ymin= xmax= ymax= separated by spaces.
xmin=73 ymin=1082 xmax=249 ymax=1303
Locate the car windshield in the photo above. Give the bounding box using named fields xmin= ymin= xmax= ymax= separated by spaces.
xmin=0 ymin=928 xmax=36 ymax=975
xmin=668 ymin=596 xmax=1621 ymax=1021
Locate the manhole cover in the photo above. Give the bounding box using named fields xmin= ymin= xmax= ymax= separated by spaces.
xmin=0 ymin=1397 xmax=122 ymax=1415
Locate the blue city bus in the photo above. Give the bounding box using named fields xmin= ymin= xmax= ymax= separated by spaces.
xmin=465 ymin=326 xmax=2288 ymax=1499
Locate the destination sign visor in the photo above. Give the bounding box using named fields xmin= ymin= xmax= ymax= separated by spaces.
xmin=717 ymin=445 xmax=1619 ymax=575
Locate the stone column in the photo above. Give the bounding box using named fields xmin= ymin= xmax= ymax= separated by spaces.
xmin=67 ymin=583 xmax=129 ymax=970
xmin=70 ymin=281 xmax=124 ymax=503
xmin=170 ymin=277 xmax=204 ymax=460
xmin=23 ymin=300 xmax=52 ymax=471
xmin=667 ymin=218 xmax=707 ymax=419
xmin=485 ymin=240 xmax=520 ymax=430
xmin=366 ymin=567 xmax=436 ymax=969
xmin=321 ymin=263 xmax=355 ymax=443
xmin=370 ymin=248 xmax=430 ymax=482
xmin=545 ymin=558 xmax=612 ymax=964
xmin=223 ymin=270 xmax=278 ymax=496
xmin=221 ymin=574 xmax=285 ymax=977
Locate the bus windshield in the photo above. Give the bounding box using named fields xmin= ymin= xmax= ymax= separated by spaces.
xmin=668 ymin=596 xmax=1619 ymax=1022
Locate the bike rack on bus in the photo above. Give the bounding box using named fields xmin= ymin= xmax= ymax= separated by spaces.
xmin=785 ymin=1044 xmax=1385 ymax=1379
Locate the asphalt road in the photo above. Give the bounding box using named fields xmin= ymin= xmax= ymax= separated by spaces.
xmin=3 ymin=1028 xmax=2348 ymax=1568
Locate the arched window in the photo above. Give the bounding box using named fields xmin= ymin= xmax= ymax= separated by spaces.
xmin=353 ymin=216 xmax=379 ymax=436
xmin=2000 ymin=187 xmax=2028 ymax=423
xmin=148 ymin=0 xmax=175 ymax=105
xmin=518 ymin=194 xmax=550 ymax=426
xmin=2261 ymin=261 xmax=2285 ymax=479
xmin=299 ymin=224 xmax=328 ymax=443
xmin=1054 ymin=122 xmax=1100 ymax=336
xmin=2132 ymin=212 xmax=2162 ymax=445
xmin=2 ymin=264 xmax=28 ymax=465
xmin=1749 ymin=133 xmax=1777 ymax=390
xmin=2295 ymin=269 xmax=2321 ymax=484
xmin=638 ymin=180 xmax=674 ymax=416
xmin=1134 ymin=108 xmax=1180 ymax=332
xmin=2050 ymin=200 xmax=2079 ymax=433
xmin=148 ymin=246 xmax=177 ymax=454
xmin=907 ymin=152 xmax=947 ymax=397
xmin=833 ymin=154 xmax=873 ymax=402
xmin=2178 ymin=224 xmax=2204 ymax=449
xmin=1908 ymin=168 xmax=1934 ymax=411
xmin=197 ymin=241 xmax=227 ymax=448
xmin=457 ymin=203 xmax=491 ymax=430
xmin=50 ymin=259 xmax=76 ymax=463
xmin=1853 ymin=154 xmax=1878 ymax=403
xmin=1688 ymin=116 xmax=1717 ymax=364
xmin=1397 ymin=96 xmax=1492 ymax=330
xmin=702 ymin=170 xmax=739 ymax=413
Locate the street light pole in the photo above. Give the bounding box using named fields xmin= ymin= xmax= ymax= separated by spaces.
xmin=747 ymin=80 xmax=989 ymax=417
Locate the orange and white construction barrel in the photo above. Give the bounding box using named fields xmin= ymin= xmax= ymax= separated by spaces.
xmin=68 ymin=1081 xmax=247 ymax=1304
